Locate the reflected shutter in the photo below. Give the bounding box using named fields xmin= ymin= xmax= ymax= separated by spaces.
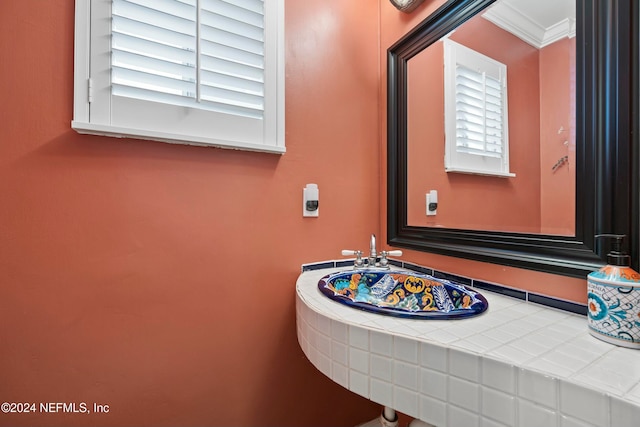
xmin=454 ymin=65 xmax=505 ymax=158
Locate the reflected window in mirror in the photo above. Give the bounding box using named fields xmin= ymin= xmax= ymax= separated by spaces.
xmin=444 ymin=39 xmax=512 ymax=177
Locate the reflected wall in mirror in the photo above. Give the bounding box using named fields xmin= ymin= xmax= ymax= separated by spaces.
xmin=407 ymin=0 xmax=576 ymax=235
xmin=387 ymin=0 xmax=639 ymax=278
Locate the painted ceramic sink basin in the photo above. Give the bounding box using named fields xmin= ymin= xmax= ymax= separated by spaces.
xmin=318 ymin=269 xmax=488 ymax=319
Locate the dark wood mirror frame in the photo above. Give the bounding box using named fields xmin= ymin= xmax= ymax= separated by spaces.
xmin=387 ymin=0 xmax=639 ymax=279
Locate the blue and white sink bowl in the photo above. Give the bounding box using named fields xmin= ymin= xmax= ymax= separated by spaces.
xmin=318 ymin=269 xmax=488 ymax=319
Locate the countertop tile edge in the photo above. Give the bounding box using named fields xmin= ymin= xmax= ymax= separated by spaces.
xmin=296 ymin=267 xmax=640 ymax=427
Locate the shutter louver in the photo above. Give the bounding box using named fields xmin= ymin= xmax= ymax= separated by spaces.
xmin=111 ymin=0 xmax=265 ymax=120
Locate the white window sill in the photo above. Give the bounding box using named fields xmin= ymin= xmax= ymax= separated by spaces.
xmin=445 ymin=166 xmax=515 ymax=178
xmin=71 ymin=121 xmax=286 ymax=155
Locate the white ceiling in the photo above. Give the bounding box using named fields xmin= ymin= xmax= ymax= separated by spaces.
xmin=482 ymin=0 xmax=576 ymax=48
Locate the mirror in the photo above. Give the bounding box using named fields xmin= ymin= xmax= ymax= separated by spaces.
xmin=407 ymin=0 xmax=576 ymax=235
xmin=387 ymin=0 xmax=639 ymax=278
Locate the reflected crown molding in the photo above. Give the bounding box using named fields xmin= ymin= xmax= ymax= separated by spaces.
xmin=483 ymin=0 xmax=576 ymax=48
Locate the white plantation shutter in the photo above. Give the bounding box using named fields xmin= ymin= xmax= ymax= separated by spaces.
xmin=199 ymin=0 xmax=265 ymax=117
xmin=72 ymin=0 xmax=285 ymax=153
xmin=111 ymin=0 xmax=199 ymax=108
xmin=112 ymin=0 xmax=265 ymax=118
xmin=455 ymin=65 xmax=504 ymax=157
xmin=444 ymin=39 xmax=513 ymax=177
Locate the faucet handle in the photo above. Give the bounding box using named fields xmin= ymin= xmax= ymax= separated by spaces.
xmin=384 ymin=250 xmax=403 ymax=257
xmin=379 ymin=250 xmax=403 ymax=268
xmin=341 ymin=250 xmax=365 ymax=268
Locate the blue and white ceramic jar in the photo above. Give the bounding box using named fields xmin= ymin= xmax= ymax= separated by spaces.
xmin=587 ymin=265 xmax=640 ymax=349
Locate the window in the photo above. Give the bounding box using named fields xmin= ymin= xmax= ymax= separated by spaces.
xmin=443 ymin=39 xmax=513 ymax=177
xmin=72 ymin=0 xmax=285 ymax=154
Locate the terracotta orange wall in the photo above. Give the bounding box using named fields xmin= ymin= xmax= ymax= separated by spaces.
xmin=380 ymin=0 xmax=587 ymax=304
xmin=0 ymin=1 xmax=381 ymax=426
xmin=539 ymin=37 xmax=576 ymax=236
xmin=407 ymin=16 xmax=542 ymax=232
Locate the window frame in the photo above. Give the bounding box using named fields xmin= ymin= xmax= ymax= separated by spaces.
xmin=443 ymin=38 xmax=513 ymax=177
xmin=72 ymin=0 xmax=285 ymax=154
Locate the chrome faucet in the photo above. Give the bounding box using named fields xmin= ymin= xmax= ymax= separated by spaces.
xmin=341 ymin=234 xmax=402 ymax=269
xmin=368 ymin=234 xmax=377 ymax=267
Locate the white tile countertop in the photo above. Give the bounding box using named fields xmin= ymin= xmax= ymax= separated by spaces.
xmin=296 ymin=266 xmax=640 ymax=427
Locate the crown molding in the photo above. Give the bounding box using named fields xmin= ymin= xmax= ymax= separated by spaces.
xmin=482 ymin=2 xmax=575 ymax=49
